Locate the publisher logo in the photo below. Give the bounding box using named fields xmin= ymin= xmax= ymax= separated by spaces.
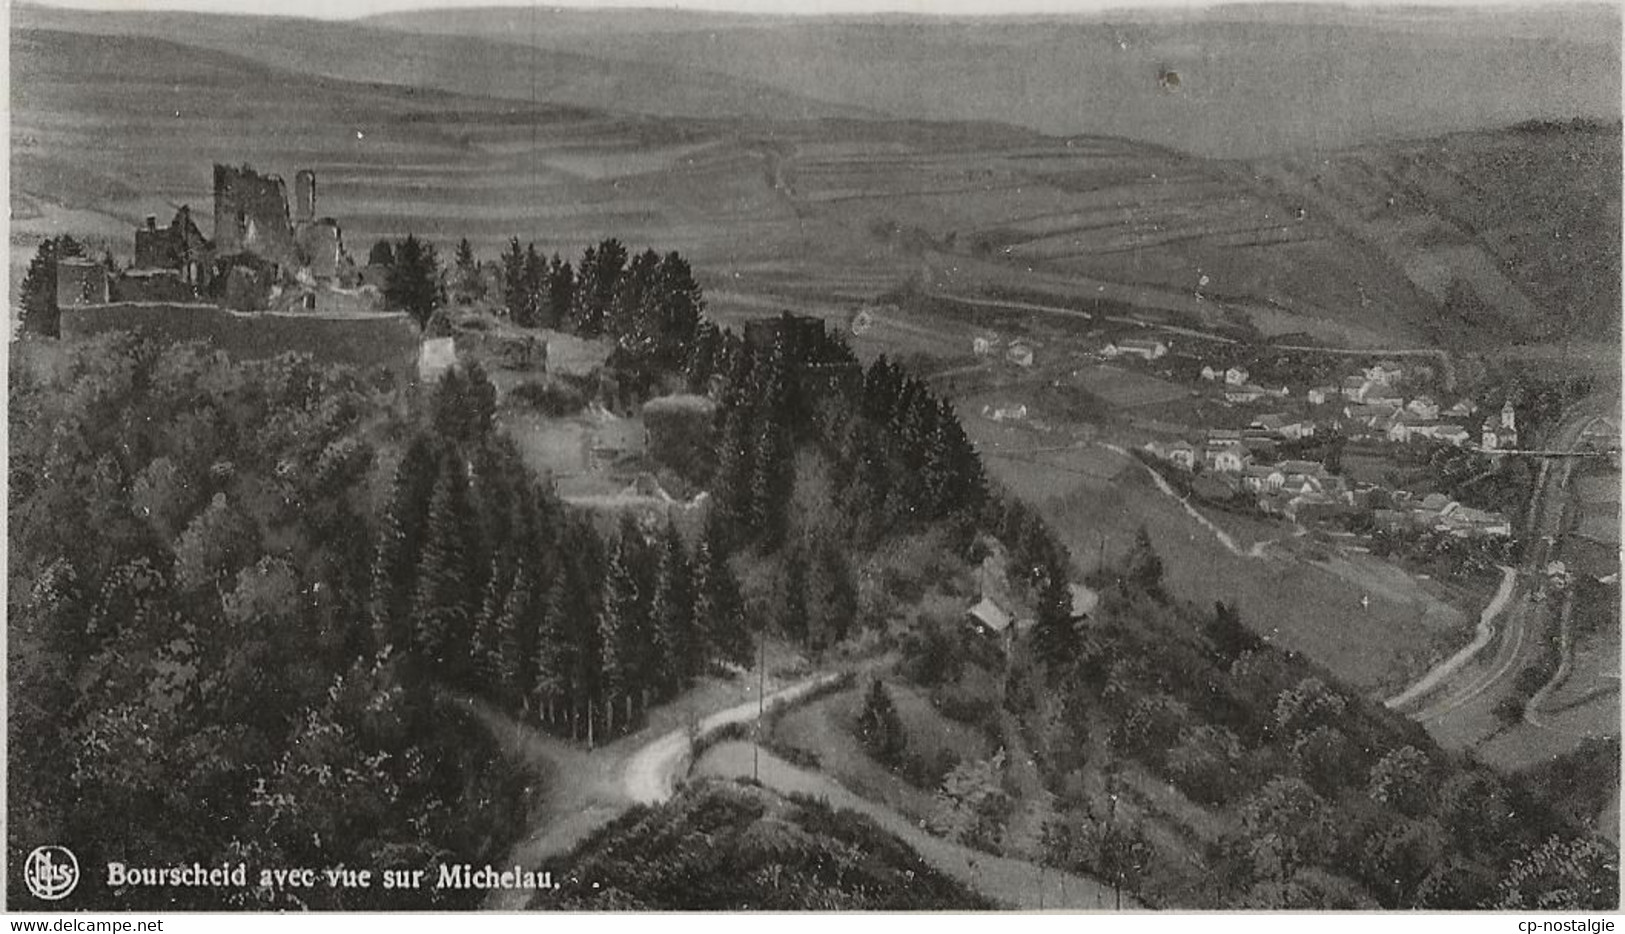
xmin=24 ymin=846 xmax=79 ymax=901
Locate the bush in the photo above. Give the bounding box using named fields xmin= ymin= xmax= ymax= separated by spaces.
xmin=856 ymin=680 xmax=908 ymax=767
xmin=510 ymin=378 xmax=588 ymax=417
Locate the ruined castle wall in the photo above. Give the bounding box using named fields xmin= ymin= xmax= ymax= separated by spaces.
xmin=56 ymin=260 xmax=110 ymax=307
xmin=60 ymin=303 xmax=422 ymax=378
xmin=213 ymin=164 xmax=297 ymax=268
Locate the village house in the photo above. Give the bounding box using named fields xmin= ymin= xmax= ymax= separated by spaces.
xmin=1406 ymin=396 xmax=1441 ymax=420
xmin=1200 ymin=365 xmax=1220 ymax=381
xmin=1363 ymin=387 xmax=1405 ymax=409
xmin=1341 ymin=376 xmax=1372 ymax=401
xmin=1364 ymin=360 xmax=1404 ymax=385
xmin=1249 ymin=413 xmax=1316 ymax=440
xmin=1442 ymin=506 xmax=1513 ymax=538
xmin=1205 ymin=443 xmax=1251 ymax=473
xmin=984 ymin=402 xmax=1028 ymax=422
xmin=973 ymin=333 xmax=1001 ymax=356
xmin=967 ymin=596 xmax=1013 ymax=639
xmin=1144 ymin=439 xmax=1198 ymax=470
xmin=1225 ymin=384 xmax=1267 ymax=404
xmin=849 ymin=307 xmax=876 ymax=335
xmin=1167 ymin=439 xmax=1197 ymax=469
xmin=1307 ymin=385 xmax=1339 ymax=406
xmin=1007 ymin=341 xmax=1035 ymax=367
xmin=1345 ymin=402 xmax=1402 ymax=425
xmin=1241 ymin=464 xmax=1285 ymax=492
xmin=1105 ymin=337 xmax=1168 ymax=361
xmin=1224 ymin=365 xmax=1251 ymax=386
xmin=1445 ymin=399 xmax=1478 ymax=419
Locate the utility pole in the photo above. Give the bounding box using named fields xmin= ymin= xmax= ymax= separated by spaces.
xmin=754 ymin=624 xmax=765 ymax=782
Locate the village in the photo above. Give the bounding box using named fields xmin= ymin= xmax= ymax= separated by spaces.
xmin=936 ymin=316 xmax=1563 ymax=558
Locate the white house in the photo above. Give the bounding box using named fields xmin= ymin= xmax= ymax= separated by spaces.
xmin=1224 ymin=365 xmax=1251 ymax=386
xmin=1167 ymin=440 xmax=1197 ymax=470
xmin=1225 ymin=385 xmax=1267 ymax=404
xmin=1307 ymin=386 xmax=1338 ymax=406
xmin=1241 ymin=464 xmax=1285 ymax=492
xmin=1364 ymin=360 xmax=1404 ymax=385
xmin=1113 ymin=338 xmax=1168 ymax=360
xmin=1341 ymin=376 xmax=1371 ymax=401
xmin=1200 ymin=365 xmax=1219 ymax=381
xmin=1007 ymin=342 xmax=1035 ymax=367
xmin=1206 ymin=443 xmax=1250 ymax=473
xmin=973 ymin=334 xmax=1000 ymax=356
xmin=985 ymin=403 xmax=1028 ymax=422
xmin=1406 ymin=396 xmax=1441 ymax=420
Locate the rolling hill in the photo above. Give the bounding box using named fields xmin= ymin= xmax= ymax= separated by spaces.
xmin=362 ymin=3 xmax=1621 ymax=160
xmin=11 ymin=7 xmax=1620 ymax=353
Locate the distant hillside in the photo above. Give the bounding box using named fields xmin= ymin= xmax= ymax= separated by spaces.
xmin=361 ymin=4 xmax=1621 ymax=159
xmin=12 ymin=14 xmax=1618 ymax=352
xmin=11 ymin=4 xmax=865 ymax=125
xmin=1256 ymin=122 xmax=1623 ymax=348
xmin=529 ymin=779 xmax=991 ymax=910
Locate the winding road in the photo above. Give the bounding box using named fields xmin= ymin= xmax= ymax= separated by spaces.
xmin=1397 ymin=399 xmax=1619 ymax=761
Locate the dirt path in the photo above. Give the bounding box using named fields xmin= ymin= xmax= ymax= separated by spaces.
xmin=1384 ymin=565 xmax=1518 ymax=711
xmin=467 ymin=668 xmax=848 ymax=909
xmin=693 ymin=740 xmax=1132 ymax=910
xmin=624 ymin=671 xmax=849 ymax=805
xmin=1101 ymin=442 xmax=1252 ymax=558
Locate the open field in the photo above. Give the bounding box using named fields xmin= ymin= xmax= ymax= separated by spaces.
xmin=992 ymin=447 xmax=1484 ymax=695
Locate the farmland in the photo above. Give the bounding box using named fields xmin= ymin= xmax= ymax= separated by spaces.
xmin=16 ymin=6 xmax=1620 ymax=361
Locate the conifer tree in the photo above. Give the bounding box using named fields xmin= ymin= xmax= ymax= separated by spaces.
xmin=471 ymin=558 xmax=508 ymax=690
xmin=546 ymin=255 xmax=574 ymax=331
xmin=596 ymin=528 xmax=641 ymax=735
xmin=857 ymin=679 xmax=907 ymax=766
xmin=693 ymin=511 xmax=749 ymax=667
xmin=452 ymin=238 xmax=483 ymax=306
xmin=520 ymin=243 xmax=545 ymax=327
xmin=649 ymin=521 xmax=697 ymax=692
xmin=495 ymin=565 xmax=535 ymax=709
xmin=500 ymin=237 xmax=526 ymax=318
xmin=18 ymin=236 xmax=82 ymax=338
xmin=369 ymin=436 xmax=440 ymax=651
xmin=409 ymin=455 xmax=477 ymax=680
xmin=1032 ymin=563 xmax=1079 ymax=677
xmin=385 ymin=234 xmax=444 ymax=330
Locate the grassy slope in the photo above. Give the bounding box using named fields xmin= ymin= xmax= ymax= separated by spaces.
xmin=1256 ymin=124 xmax=1624 ymax=349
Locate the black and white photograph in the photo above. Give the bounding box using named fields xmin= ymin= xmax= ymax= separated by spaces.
xmin=6 ymin=0 xmax=1621 ymax=915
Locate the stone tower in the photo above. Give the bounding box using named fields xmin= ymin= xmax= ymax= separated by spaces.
xmin=294 ymin=170 xmax=317 ymax=227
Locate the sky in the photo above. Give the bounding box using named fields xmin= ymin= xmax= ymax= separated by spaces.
xmin=23 ymin=0 xmax=1612 ymax=21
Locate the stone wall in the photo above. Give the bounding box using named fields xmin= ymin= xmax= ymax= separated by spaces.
xmin=55 ymin=258 xmax=109 ymax=307
xmin=61 ymin=303 xmax=421 ymax=378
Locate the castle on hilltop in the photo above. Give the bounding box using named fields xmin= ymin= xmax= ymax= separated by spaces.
xmin=63 ymin=163 xmax=360 ymax=312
